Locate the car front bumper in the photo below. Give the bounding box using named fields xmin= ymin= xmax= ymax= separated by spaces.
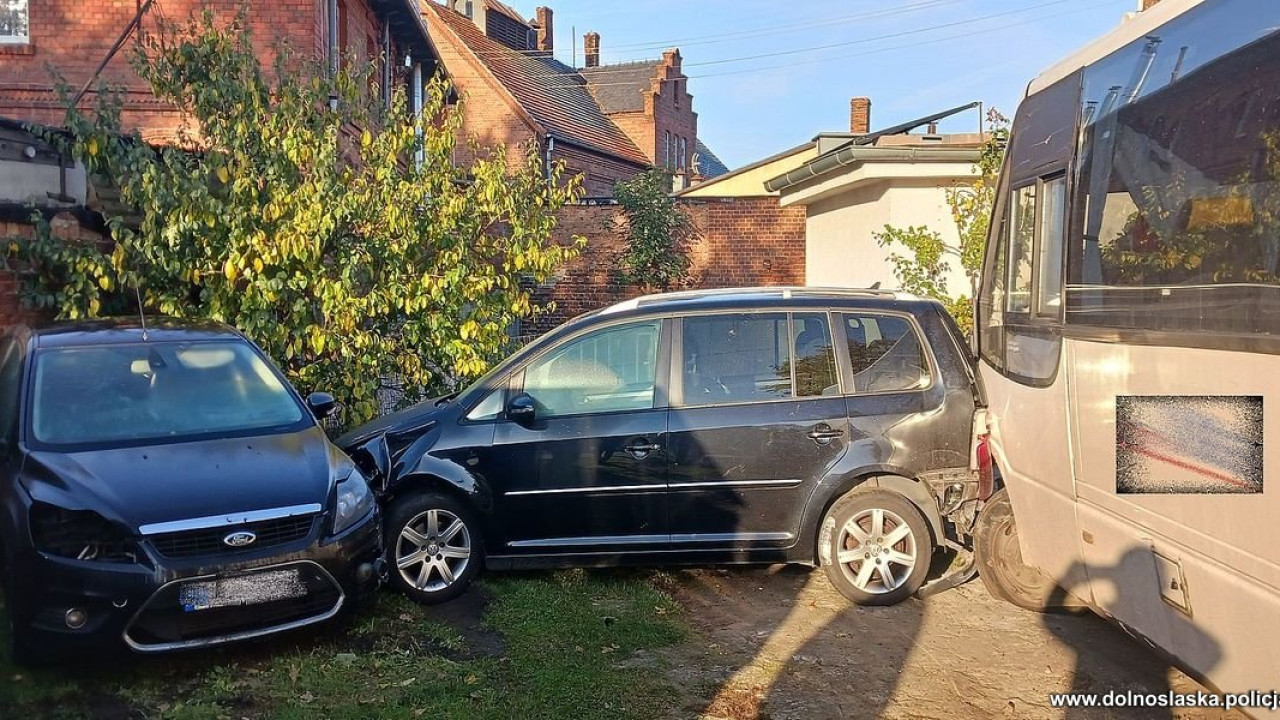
xmin=7 ymin=508 xmax=382 ymax=655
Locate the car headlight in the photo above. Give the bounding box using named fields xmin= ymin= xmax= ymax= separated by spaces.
xmin=29 ymin=502 xmax=139 ymax=563
xmin=331 ymin=467 xmax=376 ymax=535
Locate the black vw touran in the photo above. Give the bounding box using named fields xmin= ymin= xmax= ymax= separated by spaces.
xmin=341 ymin=288 xmax=983 ymax=606
xmin=0 ymin=319 xmax=381 ymax=663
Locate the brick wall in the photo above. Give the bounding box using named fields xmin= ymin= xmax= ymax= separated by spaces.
xmin=608 ymin=50 xmax=697 ymax=173
xmin=527 ymin=196 xmax=806 ymax=333
xmin=424 ymin=7 xmax=540 ymax=171
xmin=0 ymin=0 xmax=390 ymax=140
xmin=0 ymin=211 xmax=110 ymax=327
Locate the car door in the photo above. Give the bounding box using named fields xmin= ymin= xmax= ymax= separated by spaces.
xmin=666 ymin=311 xmax=849 ymax=549
xmin=488 ymin=319 xmax=670 ymax=555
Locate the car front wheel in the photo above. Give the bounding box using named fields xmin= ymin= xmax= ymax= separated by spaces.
xmin=385 ymin=491 xmax=482 ymax=605
xmin=819 ymin=488 xmax=932 ymax=606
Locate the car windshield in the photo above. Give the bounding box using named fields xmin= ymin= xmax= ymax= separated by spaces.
xmin=30 ymin=341 xmax=306 ymax=447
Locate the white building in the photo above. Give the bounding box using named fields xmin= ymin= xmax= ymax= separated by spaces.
xmin=765 ymin=101 xmax=986 ymax=297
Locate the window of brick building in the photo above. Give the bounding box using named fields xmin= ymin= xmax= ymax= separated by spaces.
xmin=1 ymin=0 xmax=29 ymax=43
xmin=679 ymin=137 xmax=687 ymax=170
xmin=664 ymin=131 xmax=671 ymax=169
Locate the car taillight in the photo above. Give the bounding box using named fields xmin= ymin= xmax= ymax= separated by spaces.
xmin=29 ymin=502 xmax=139 ymax=563
xmin=975 ymin=435 xmax=994 ymax=500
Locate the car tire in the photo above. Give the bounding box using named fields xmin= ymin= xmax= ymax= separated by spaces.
xmin=384 ymin=491 xmax=482 ymax=605
xmin=973 ymin=488 xmax=1086 ymax=613
xmin=819 ymin=488 xmax=932 ymax=606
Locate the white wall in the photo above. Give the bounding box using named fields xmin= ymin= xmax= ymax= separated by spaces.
xmin=0 ymin=159 xmax=88 ymax=206
xmin=805 ymin=178 xmax=974 ymax=298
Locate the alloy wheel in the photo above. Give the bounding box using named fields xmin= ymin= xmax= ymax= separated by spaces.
xmin=835 ymin=507 xmax=918 ymax=594
xmin=394 ymin=508 xmax=472 ymax=594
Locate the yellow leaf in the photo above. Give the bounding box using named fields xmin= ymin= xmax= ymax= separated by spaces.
xmin=87 ymin=137 xmax=99 ymax=157
xmin=89 ymin=298 xmax=100 ymax=316
xmin=216 ymin=166 xmax=229 ymax=184
xmin=361 ymin=129 xmax=372 ymax=148
xmin=98 ymin=276 xmax=111 ymax=291
xmin=224 ymin=259 xmax=239 ymax=282
xmin=253 ymin=258 xmax=264 ymax=274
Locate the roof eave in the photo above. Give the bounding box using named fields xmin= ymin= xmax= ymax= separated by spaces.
xmin=765 ymin=146 xmax=981 ymax=194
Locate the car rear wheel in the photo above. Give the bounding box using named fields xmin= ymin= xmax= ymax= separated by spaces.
xmin=819 ymin=489 xmax=932 ymax=606
xmin=385 ymin=492 xmax=482 ymax=605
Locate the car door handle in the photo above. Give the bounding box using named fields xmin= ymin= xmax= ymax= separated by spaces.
xmin=807 ymin=425 xmax=844 ymax=444
xmin=623 ymin=441 xmax=661 ymax=457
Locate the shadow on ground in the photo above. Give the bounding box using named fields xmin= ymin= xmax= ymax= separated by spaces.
xmin=661 ymin=561 xmax=1240 ymax=720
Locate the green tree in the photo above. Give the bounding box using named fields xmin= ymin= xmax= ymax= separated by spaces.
xmin=875 ymin=109 xmax=1009 ymax=333
xmin=613 ymin=169 xmax=694 ymax=291
xmin=10 ymin=10 xmax=583 ymax=427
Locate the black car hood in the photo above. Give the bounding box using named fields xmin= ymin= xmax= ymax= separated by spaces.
xmin=336 ymin=399 xmax=444 ymax=448
xmin=21 ymin=427 xmax=337 ymax=532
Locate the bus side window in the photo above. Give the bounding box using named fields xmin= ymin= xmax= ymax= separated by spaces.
xmin=978 ymin=201 xmax=1009 ymax=370
xmin=1035 ymin=176 xmax=1068 ymax=317
xmin=1006 ymin=175 xmax=1067 ymax=383
xmin=1007 ymin=184 xmax=1037 ymax=314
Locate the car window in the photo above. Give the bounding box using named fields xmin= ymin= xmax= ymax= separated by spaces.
xmin=29 ymin=341 xmax=307 ymax=447
xmin=682 ymin=313 xmax=791 ymax=405
xmin=842 ymin=314 xmax=930 ymax=394
xmin=791 ymin=313 xmax=839 ymax=397
xmin=466 ymin=386 xmax=505 ymax=421
xmin=522 ymin=321 xmax=660 ymax=418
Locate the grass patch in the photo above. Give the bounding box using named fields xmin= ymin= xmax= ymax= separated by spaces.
xmin=0 ymin=569 xmax=685 ymax=719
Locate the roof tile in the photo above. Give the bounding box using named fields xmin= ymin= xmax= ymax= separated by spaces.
xmin=426 ymin=4 xmax=649 ymax=166
xmin=580 ymin=61 xmax=661 ymax=115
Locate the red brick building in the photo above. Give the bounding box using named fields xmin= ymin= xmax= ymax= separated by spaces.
xmin=423 ymin=0 xmax=728 ymax=196
xmin=0 ymin=0 xmax=436 ymax=142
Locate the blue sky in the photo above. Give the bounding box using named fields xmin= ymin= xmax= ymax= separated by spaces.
xmin=504 ymin=0 xmax=1137 ymax=168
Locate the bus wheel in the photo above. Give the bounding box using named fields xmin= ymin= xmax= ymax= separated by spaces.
xmin=973 ymin=489 xmax=1085 ymax=613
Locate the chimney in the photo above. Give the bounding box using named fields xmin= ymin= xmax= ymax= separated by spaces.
xmin=584 ymin=31 xmax=600 ymax=68
xmin=535 ymin=7 xmax=554 ymax=53
xmin=850 ymin=96 xmax=872 ymax=135
xmin=1140 ymin=0 xmax=1161 ymax=8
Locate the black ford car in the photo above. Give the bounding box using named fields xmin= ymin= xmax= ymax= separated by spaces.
xmin=0 ymin=319 xmax=381 ymax=663
xmin=342 ymin=288 xmax=985 ymax=607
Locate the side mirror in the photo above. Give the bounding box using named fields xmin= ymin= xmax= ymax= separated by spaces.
xmin=506 ymin=393 xmax=536 ymax=426
xmin=307 ymin=392 xmax=338 ymax=420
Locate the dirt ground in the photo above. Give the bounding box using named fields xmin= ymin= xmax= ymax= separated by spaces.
xmin=659 ymin=565 xmax=1242 ymax=720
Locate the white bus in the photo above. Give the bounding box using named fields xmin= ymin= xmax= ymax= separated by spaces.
xmin=971 ymin=0 xmax=1280 ymax=697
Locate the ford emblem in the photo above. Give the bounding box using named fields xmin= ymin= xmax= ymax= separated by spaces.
xmin=223 ymin=530 xmax=257 ymax=548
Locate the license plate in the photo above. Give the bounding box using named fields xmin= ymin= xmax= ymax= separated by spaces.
xmin=179 ymin=569 xmax=306 ymax=612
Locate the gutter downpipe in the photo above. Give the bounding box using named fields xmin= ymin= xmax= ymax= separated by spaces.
xmin=764 ymin=146 xmax=978 ymax=194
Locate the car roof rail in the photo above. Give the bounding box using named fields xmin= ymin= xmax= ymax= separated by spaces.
xmin=598 ymin=286 xmax=909 ymax=315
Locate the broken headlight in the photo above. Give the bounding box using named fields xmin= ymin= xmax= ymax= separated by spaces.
xmin=330 ymin=467 xmax=375 ymax=536
xmin=29 ymin=502 xmax=140 ymax=563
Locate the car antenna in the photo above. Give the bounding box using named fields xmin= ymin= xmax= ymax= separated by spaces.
xmin=134 ymin=285 xmax=149 ymax=341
